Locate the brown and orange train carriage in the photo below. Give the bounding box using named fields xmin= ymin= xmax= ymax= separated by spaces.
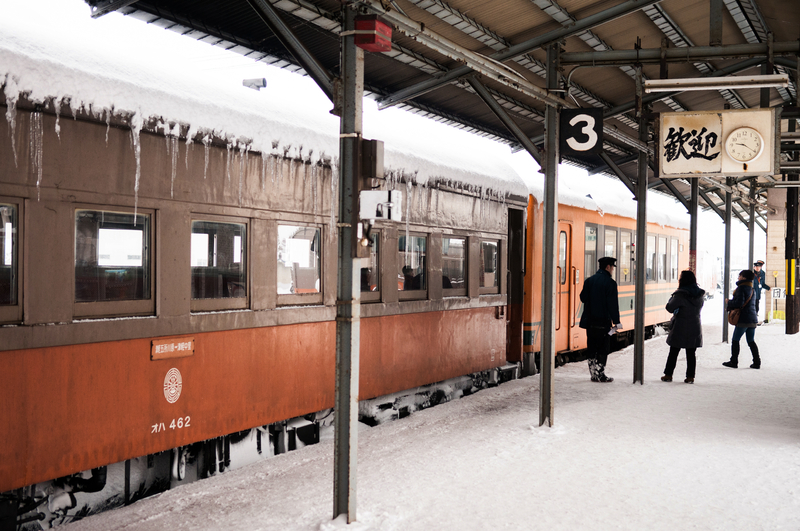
xmin=1 ymin=80 xmax=688 ymax=531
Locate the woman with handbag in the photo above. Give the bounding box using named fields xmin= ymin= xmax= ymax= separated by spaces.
xmin=723 ymin=269 xmax=760 ymax=369
xmin=661 ymin=270 xmax=705 ymax=384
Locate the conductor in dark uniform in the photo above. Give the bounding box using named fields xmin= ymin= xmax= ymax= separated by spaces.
xmin=579 ymin=256 xmax=622 ymax=383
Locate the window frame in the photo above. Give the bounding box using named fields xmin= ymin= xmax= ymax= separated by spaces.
xmin=619 ymin=229 xmax=633 ymax=286
xmin=670 ymin=237 xmax=680 ymax=282
xmin=360 ymin=230 xmax=381 ymax=303
xmin=584 ymin=223 xmax=598 ymax=283
xmin=657 ymin=235 xmax=668 ymax=282
xmin=479 ymin=239 xmax=501 ymax=295
xmin=0 ymin=198 xmax=22 ymax=324
xmin=602 ymin=226 xmax=619 ymax=283
xmin=73 ymin=206 xmax=156 ymax=319
xmin=276 ymin=222 xmax=324 ymax=307
xmin=442 ymin=234 xmax=468 ymax=297
xmin=190 ymin=214 xmax=250 ymax=312
xmin=398 ymin=231 xmax=429 ymax=301
xmin=646 ymin=233 xmax=657 ymax=284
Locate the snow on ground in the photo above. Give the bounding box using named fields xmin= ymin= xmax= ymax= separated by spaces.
xmin=64 ymin=302 xmax=800 ymax=531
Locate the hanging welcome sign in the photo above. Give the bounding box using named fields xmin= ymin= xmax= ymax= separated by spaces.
xmin=658 ymin=108 xmax=778 ymax=178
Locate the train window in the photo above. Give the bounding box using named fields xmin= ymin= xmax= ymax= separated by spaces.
xmin=0 ymin=203 xmax=20 ymax=322
xmin=658 ymin=236 xmax=667 ymax=282
xmin=191 ymin=219 xmax=247 ymax=311
xmin=670 ymin=238 xmax=679 ymax=281
xmin=0 ymin=204 xmax=18 ymax=306
xmin=75 ymin=209 xmax=154 ymax=318
xmin=398 ymin=234 xmax=427 ymax=298
xmin=646 ymin=234 xmax=656 ymax=282
xmin=620 ymin=231 xmax=633 ymax=284
xmin=442 ymin=236 xmax=466 ymax=295
xmin=277 ymin=225 xmax=322 ymax=305
xmin=479 ymin=240 xmax=500 ymax=294
xmin=361 ymin=232 xmax=380 ymax=302
xmin=604 ymin=228 xmax=618 ymax=281
xmin=584 ymin=224 xmax=597 ymax=280
xmin=558 ymin=232 xmax=567 ymax=285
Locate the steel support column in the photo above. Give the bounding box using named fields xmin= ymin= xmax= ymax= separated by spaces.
xmin=787 ymin=174 xmax=799 ymax=334
xmin=633 ymin=66 xmax=647 ymax=385
xmin=333 ymin=7 xmax=362 ymax=523
xmin=722 ymin=179 xmax=733 ymax=343
xmin=690 ymin=179 xmax=699 ymax=272
xmin=539 ymin=43 xmax=559 ymax=427
xmin=748 ymin=184 xmax=756 ymax=266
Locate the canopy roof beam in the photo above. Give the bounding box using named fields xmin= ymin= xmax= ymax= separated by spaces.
xmin=560 ymin=41 xmax=800 ymax=65
xmin=372 ymin=0 xmax=663 ymax=109
xmin=245 ymin=0 xmax=334 ymax=103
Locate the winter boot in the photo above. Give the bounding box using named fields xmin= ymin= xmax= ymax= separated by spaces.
xmin=594 ymin=362 xmax=614 ymax=383
xmin=723 ymin=342 xmax=740 ymax=368
xmin=748 ymin=342 xmax=760 ymax=369
xmin=588 ymin=359 xmax=599 ymax=381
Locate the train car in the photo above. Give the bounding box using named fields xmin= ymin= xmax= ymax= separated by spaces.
xmin=518 ymin=175 xmax=690 ymax=369
xmin=0 ymin=29 xmax=529 ymax=529
xmin=0 ymin=18 xmax=692 ymax=531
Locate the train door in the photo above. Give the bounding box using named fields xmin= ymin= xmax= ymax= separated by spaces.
xmin=506 ymin=208 xmax=525 ymax=363
xmin=555 ymin=223 xmax=572 ymax=352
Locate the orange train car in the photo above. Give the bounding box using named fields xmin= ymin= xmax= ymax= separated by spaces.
xmin=519 ymin=190 xmax=689 ymax=369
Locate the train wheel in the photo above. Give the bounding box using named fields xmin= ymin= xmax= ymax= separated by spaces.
xmin=171 ymin=448 xmax=186 ymax=481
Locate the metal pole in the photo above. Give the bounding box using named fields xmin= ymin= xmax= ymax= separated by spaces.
xmin=333 ymin=6 xmax=362 ymax=523
xmin=689 ymin=179 xmax=699 ymax=272
xmin=722 ymin=179 xmax=732 ymax=343
xmin=633 ymin=65 xmax=647 ymax=385
xmin=748 ymin=184 xmax=756 ymax=267
xmin=787 ymin=173 xmax=799 ymax=334
xmin=539 ymin=43 xmax=559 ymax=427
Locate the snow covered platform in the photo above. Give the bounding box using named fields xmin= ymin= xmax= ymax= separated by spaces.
xmin=65 ymin=319 xmax=800 ymax=531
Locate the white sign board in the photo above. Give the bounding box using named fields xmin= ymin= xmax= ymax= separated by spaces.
xmin=359 ymin=190 xmax=403 ymax=222
xmin=659 ymin=108 xmax=777 ymax=178
xmin=772 ymin=288 xmax=786 ymax=300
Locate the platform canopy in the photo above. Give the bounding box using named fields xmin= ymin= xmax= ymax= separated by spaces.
xmin=85 ymin=0 xmax=800 ymax=227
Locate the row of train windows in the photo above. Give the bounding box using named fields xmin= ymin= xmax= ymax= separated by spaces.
xmin=582 ymin=224 xmax=681 ymax=285
xmin=0 ymin=205 xmax=501 ymax=314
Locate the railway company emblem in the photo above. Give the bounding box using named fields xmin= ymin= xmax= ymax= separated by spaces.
xmin=164 ymin=368 xmax=183 ymax=404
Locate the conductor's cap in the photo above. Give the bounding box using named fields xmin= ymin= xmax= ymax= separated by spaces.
xmin=754 ymin=260 xmax=764 ymax=267
xmin=598 ymin=256 xmax=617 ymax=268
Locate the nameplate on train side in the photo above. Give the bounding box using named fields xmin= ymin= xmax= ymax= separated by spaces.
xmin=151 ymin=337 xmax=195 ymax=360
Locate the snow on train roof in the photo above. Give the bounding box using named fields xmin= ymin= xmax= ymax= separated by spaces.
xmin=0 ymin=0 xmax=527 ymax=199
xmin=516 ymin=158 xmax=690 ymax=230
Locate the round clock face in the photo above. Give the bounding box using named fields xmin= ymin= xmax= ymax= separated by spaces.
xmin=725 ymin=127 xmax=763 ymax=163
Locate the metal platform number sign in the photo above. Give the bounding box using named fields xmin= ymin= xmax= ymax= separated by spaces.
xmin=560 ymin=108 xmax=604 ymax=156
xmin=659 ymin=108 xmax=777 ymax=178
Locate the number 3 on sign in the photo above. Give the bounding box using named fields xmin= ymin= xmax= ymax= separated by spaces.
xmin=566 ymin=114 xmax=598 ymax=152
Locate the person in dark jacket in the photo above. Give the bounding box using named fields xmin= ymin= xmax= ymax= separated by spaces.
xmin=752 ymin=260 xmax=770 ymax=318
xmin=661 ymin=270 xmax=705 ymax=384
xmin=723 ymin=269 xmax=760 ymax=369
xmin=579 ymin=256 xmax=621 ymax=383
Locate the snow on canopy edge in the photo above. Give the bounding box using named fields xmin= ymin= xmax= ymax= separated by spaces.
xmin=0 ymin=17 xmax=528 ymax=200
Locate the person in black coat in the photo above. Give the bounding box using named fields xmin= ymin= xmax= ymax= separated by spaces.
xmin=661 ymin=270 xmax=705 ymax=384
xmin=579 ymin=256 xmax=621 ymax=383
xmin=723 ymin=269 xmax=760 ymax=369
